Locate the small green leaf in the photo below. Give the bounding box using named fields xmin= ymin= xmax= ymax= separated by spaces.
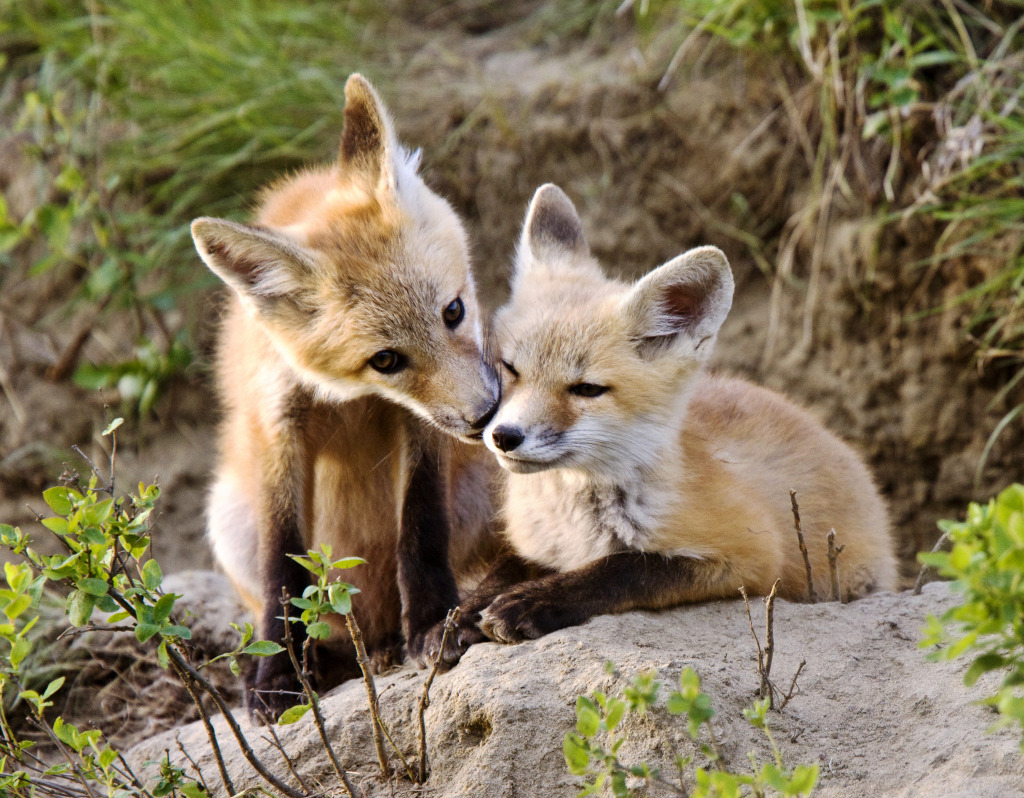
xmin=563 ymin=733 xmax=590 ymax=775
xmin=78 ymin=577 xmax=109 ymax=597
xmin=328 ymin=585 xmax=352 ymax=616
xmin=277 ymin=703 xmax=311 ymax=725
xmin=307 ymin=621 xmax=331 ymax=640
xmin=242 ymin=641 xmax=285 ymax=657
xmin=605 ymin=698 xmax=626 ymax=732
xmin=9 ymin=638 xmax=31 ymax=670
xmin=576 ymin=696 xmax=600 ymax=737
xmin=181 ymin=783 xmax=207 ymax=798
xmin=161 ymin=625 xmax=192 ymax=640
xmin=141 ymin=559 xmax=163 ymax=590
xmin=156 ymin=640 xmax=169 ymax=669
xmin=965 ymin=653 xmax=1007 ymax=687
xmin=42 ymin=487 xmax=75 ymax=517
xmin=67 ymin=590 xmax=96 ymax=627
xmin=103 ymin=418 xmax=124 ymax=436
xmin=98 ymin=748 xmax=118 ymax=770
xmin=787 ymin=763 xmax=819 ymax=794
xmin=135 ymin=623 xmax=159 ymax=643
xmin=2 ymin=594 xmax=32 ymax=621
xmin=330 ymin=557 xmax=367 ymax=570
xmin=42 ymin=677 xmax=65 ymax=700
xmin=153 ymin=593 xmax=177 ymax=624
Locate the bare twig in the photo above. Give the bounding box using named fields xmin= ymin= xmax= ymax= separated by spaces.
xmin=27 ymin=715 xmax=99 ymax=798
xmin=281 ymin=595 xmax=356 ymax=798
xmin=790 ymin=490 xmax=816 ymax=602
xmin=345 ymin=611 xmax=390 ymax=781
xmin=169 ymin=657 xmax=235 ymax=796
xmin=70 ymin=445 xmax=113 ymax=495
xmin=913 ymin=530 xmax=952 ymax=595
xmin=372 ymin=694 xmax=416 ymax=784
xmin=826 ymin=529 xmax=846 ymax=603
xmin=175 ymin=734 xmax=210 ymax=796
xmin=777 ymin=660 xmax=807 ymax=711
xmin=104 ymin=585 xmax=302 ymax=798
xmin=258 ymin=714 xmax=311 ymax=795
xmin=763 ymin=579 xmax=780 ymax=708
xmin=740 ymin=586 xmax=773 ymax=707
xmin=417 ymin=608 xmax=458 ymax=783
xmin=56 ymin=623 xmax=135 ymax=640
xmin=741 ymin=580 xmax=784 ymax=709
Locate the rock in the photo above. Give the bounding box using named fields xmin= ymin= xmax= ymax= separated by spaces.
xmin=127 ymin=576 xmax=1024 ymax=797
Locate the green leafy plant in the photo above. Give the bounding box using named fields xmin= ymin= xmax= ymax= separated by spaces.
xmin=0 ymin=420 xmax=325 ymax=798
xmin=920 ymin=483 xmax=1024 ymax=749
xmin=564 ymin=663 xmax=818 ymax=797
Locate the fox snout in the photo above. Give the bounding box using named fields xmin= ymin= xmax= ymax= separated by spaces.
xmin=490 ymin=424 xmax=524 ymax=452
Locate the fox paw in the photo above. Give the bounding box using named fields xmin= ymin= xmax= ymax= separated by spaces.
xmin=478 ymin=589 xmax=577 ymax=644
xmin=407 ymin=613 xmax=481 ymax=669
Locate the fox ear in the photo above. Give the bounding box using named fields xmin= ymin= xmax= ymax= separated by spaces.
xmin=622 ymin=246 xmax=734 ymax=358
xmin=339 ymin=74 xmax=397 ymax=190
xmin=518 ymin=184 xmax=589 ymax=268
xmin=191 ymin=217 xmax=316 ymax=312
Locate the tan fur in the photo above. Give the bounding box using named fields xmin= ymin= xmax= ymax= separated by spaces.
xmin=195 ymin=76 xmax=500 ymax=641
xmin=485 ymin=185 xmax=896 ymax=603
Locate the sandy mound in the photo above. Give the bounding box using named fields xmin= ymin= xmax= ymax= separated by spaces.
xmin=128 ymin=578 xmax=1024 ymax=797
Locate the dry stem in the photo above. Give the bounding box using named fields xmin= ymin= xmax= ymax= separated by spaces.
xmin=826 ymin=529 xmax=846 ymax=603
xmin=913 ymin=530 xmax=951 ymax=595
xmin=280 ymin=595 xmax=356 ymax=798
xmin=169 ymin=657 xmax=235 ymax=796
xmin=175 ymin=734 xmax=210 ymax=796
xmin=778 ymin=660 xmax=807 ymax=711
xmin=417 ymin=608 xmax=459 ymax=783
xmin=790 ymin=490 xmax=816 ymax=602
xmin=258 ymin=714 xmax=311 ymax=795
xmin=344 ymin=611 xmax=390 ymax=780
xmin=740 ymin=580 xmax=783 ymax=709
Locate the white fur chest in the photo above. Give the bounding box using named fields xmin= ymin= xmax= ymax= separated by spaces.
xmin=503 ymin=470 xmax=662 ymax=572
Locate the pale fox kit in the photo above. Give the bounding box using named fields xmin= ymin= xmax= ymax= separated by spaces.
xmin=191 ymin=75 xmax=499 ymax=713
xmin=449 ymin=184 xmax=896 ymax=646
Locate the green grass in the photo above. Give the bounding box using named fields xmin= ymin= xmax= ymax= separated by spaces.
xmin=4 ymin=0 xmax=379 ymax=353
xmin=643 ymin=0 xmax=1024 ymax=367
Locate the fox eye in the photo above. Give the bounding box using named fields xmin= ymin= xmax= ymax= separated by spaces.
xmin=369 ymin=350 xmax=406 ymax=374
xmin=501 ymin=360 xmax=519 ymax=379
xmin=569 ymin=383 xmax=609 ymax=398
xmin=442 ymin=297 xmax=465 ymax=329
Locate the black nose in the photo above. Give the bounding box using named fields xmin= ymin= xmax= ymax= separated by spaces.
xmin=470 ymin=398 xmax=500 ymax=431
xmin=491 ymin=425 xmax=524 ymax=452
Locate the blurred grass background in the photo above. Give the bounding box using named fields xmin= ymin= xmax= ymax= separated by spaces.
xmin=1 ymin=0 xmax=1021 ymax=427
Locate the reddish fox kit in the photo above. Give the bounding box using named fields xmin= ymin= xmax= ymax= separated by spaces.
xmin=191 ymin=75 xmax=499 ymax=713
xmin=449 ymin=184 xmax=896 ymax=646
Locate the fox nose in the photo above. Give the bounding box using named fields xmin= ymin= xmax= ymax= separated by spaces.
xmin=470 ymin=398 xmax=500 ymax=431
xmin=491 ymin=425 xmax=524 ymax=452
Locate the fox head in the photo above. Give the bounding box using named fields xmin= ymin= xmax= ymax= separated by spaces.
xmin=485 ymin=184 xmax=734 ymax=475
xmin=191 ymin=75 xmax=499 ymax=442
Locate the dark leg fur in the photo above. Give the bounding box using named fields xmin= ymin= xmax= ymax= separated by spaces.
xmin=247 ymin=491 xmax=315 ymax=719
xmin=478 ymin=551 xmax=732 ymax=644
xmin=397 ymin=445 xmax=462 ymax=667
xmin=247 ymin=392 xmax=316 ymax=720
xmin=422 ymin=548 xmax=551 ymax=667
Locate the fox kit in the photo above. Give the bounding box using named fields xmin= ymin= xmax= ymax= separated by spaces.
xmin=448 ymin=184 xmax=896 ymax=646
xmin=191 ymin=75 xmax=500 ymax=713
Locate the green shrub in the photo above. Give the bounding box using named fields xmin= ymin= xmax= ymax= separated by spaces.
xmin=565 ymin=664 xmax=817 ymax=797
xmin=920 ymin=483 xmax=1024 ymax=748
